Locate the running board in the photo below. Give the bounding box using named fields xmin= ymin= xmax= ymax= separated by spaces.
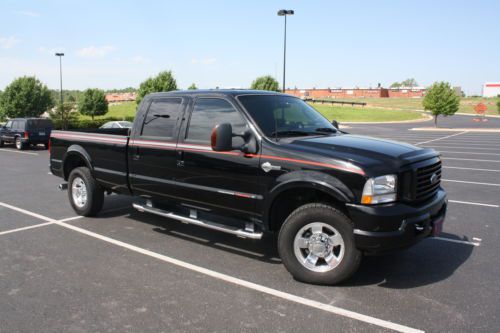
xmin=132 ymin=203 xmax=263 ymax=240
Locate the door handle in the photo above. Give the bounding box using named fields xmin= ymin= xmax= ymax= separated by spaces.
xmin=131 ymin=146 xmax=140 ymax=161
xmin=261 ymin=161 xmax=281 ymax=173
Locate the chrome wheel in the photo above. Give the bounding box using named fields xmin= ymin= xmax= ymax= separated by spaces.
xmin=71 ymin=177 xmax=88 ymax=208
xmin=293 ymin=222 xmax=345 ymax=272
xmin=15 ymin=138 xmax=21 ymax=149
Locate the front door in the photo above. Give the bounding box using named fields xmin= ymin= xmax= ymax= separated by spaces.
xmin=128 ymin=97 xmax=187 ymax=200
xmin=175 ymin=97 xmax=262 ymax=217
xmin=1 ymin=120 xmax=13 ymax=141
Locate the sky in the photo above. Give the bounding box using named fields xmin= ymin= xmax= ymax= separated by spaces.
xmin=0 ymin=0 xmax=499 ymax=95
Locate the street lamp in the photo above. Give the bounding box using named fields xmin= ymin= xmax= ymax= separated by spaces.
xmin=277 ymin=9 xmax=294 ymax=93
xmin=55 ymin=53 xmax=64 ymax=108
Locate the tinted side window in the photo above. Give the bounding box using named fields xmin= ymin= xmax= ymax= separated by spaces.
xmin=5 ymin=121 xmax=13 ymax=129
xmin=187 ymin=99 xmax=247 ymax=144
xmin=12 ymin=121 xmax=21 ymax=130
xmin=141 ymin=98 xmax=183 ymax=139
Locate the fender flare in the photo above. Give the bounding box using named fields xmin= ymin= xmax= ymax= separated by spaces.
xmin=62 ymin=144 xmax=93 ymax=180
xmin=262 ymin=170 xmax=356 ymax=229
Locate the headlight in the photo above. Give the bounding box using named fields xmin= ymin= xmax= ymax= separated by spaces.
xmin=361 ymin=174 xmax=397 ymax=204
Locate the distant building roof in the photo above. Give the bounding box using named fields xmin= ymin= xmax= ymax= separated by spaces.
xmin=105 ymin=92 xmax=137 ymax=103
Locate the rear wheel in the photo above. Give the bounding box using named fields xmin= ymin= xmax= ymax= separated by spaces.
xmin=0 ymin=139 xmax=3 ymax=147
xmin=15 ymin=137 xmax=25 ymax=150
xmin=43 ymin=143 xmax=49 ymax=150
xmin=68 ymin=167 xmax=104 ymax=216
xmin=278 ymin=203 xmax=361 ymax=285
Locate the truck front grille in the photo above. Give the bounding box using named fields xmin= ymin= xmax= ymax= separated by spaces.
xmin=414 ymin=160 xmax=441 ymax=202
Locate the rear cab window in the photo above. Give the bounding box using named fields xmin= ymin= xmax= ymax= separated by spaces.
xmin=140 ymin=98 xmax=184 ymax=140
xmin=185 ymin=98 xmax=248 ymax=146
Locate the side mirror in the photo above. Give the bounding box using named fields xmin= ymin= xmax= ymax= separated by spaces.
xmin=211 ymin=123 xmax=233 ymax=151
xmin=211 ymin=123 xmax=259 ymax=154
xmin=331 ymin=120 xmax=339 ymax=129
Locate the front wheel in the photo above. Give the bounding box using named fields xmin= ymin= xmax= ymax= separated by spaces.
xmin=278 ymin=203 xmax=361 ymax=285
xmin=68 ymin=167 xmax=104 ymax=216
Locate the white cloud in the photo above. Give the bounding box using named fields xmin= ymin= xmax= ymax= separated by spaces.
xmin=76 ymin=45 xmax=115 ymax=58
xmin=17 ymin=10 xmax=41 ymax=17
xmin=0 ymin=36 xmax=20 ymax=49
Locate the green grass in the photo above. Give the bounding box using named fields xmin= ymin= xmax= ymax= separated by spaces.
xmin=329 ymin=97 xmax=499 ymax=115
xmin=310 ymin=104 xmax=426 ymax=122
xmin=78 ymin=101 xmax=426 ymax=123
xmin=78 ymin=102 xmax=137 ymax=120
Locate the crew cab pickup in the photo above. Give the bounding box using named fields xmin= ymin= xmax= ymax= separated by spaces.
xmin=50 ymin=90 xmax=447 ymax=284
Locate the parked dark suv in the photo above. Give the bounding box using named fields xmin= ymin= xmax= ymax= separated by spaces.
xmin=0 ymin=118 xmax=53 ymax=150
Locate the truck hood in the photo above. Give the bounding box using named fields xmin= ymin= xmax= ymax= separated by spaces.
xmin=287 ymin=134 xmax=438 ymax=175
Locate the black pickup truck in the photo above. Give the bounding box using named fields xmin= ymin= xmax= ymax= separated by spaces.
xmin=50 ymin=90 xmax=447 ymax=284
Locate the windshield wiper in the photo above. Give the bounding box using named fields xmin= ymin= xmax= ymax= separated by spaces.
xmin=314 ymin=127 xmax=337 ymax=134
xmin=270 ymin=130 xmax=315 ymax=137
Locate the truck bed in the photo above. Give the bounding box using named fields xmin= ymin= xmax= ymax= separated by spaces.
xmin=50 ymin=128 xmax=131 ymax=194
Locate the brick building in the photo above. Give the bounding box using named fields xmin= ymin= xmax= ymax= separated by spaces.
xmin=105 ymin=92 xmax=137 ymax=103
xmin=285 ymin=86 xmax=430 ymax=99
xmin=285 ymin=88 xmax=389 ymax=99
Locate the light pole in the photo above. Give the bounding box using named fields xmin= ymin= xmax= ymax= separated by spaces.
xmin=277 ymin=9 xmax=294 ymax=93
xmin=55 ymin=53 xmax=64 ymax=108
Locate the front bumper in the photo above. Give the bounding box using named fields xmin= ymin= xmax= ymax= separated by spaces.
xmin=346 ymin=188 xmax=447 ymax=254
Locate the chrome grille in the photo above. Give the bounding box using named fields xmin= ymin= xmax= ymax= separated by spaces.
xmin=414 ymin=160 xmax=441 ymax=202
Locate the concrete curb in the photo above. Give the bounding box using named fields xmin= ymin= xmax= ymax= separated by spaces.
xmin=410 ymin=127 xmax=500 ymax=133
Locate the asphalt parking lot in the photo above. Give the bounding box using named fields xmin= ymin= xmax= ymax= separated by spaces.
xmin=1 ymin=116 xmax=499 ymax=332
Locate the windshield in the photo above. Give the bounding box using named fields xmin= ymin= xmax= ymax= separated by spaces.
xmin=237 ymin=95 xmax=336 ymax=138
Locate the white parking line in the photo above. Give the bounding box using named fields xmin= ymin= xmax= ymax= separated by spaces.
xmin=449 ymin=200 xmax=499 ymax=208
xmin=422 ymin=145 xmax=500 ymax=150
xmin=0 ymin=149 xmax=38 ymax=156
xmin=442 ymin=179 xmax=500 ymax=187
xmin=443 ymin=157 xmax=500 ymax=163
xmin=415 ymin=131 xmax=468 ymax=145
xmin=439 ymin=151 xmax=500 ymax=156
xmin=443 ymin=166 xmax=500 ymax=172
xmin=0 ymin=216 xmax=83 ymax=236
xmin=423 ymin=142 xmax=500 ymax=147
xmin=0 ymin=201 xmax=423 ymax=333
xmin=431 ymin=237 xmax=480 ymax=247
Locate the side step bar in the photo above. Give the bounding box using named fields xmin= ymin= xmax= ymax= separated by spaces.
xmin=132 ymin=203 xmax=263 ymax=240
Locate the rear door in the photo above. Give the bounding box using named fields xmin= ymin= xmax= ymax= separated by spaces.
xmin=128 ymin=97 xmax=187 ymax=199
xmin=13 ymin=120 xmax=24 ymax=138
xmin=27 ymin=119 xmax=52 ymax=142
xmin=175 ymin=97 xmax=262 ymax=216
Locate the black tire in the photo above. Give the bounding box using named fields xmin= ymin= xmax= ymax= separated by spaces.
xmin=0 ymin=139 xmax=3 ymax=147
xmin=278 ymin=203 xmax=361 ymax=285
xmin=67 ymin=167 xmax=104 ymax=216
xmin=43 ymin=143 xmax=49 ymax=150
xmin=15 ymin=137 xmax=25 ymax=150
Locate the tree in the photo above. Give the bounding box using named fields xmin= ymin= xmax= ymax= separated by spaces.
xmin=423 ymin=82 xmax=460 ymax=127
xmin=49 ymin=102 xmax=78 ymax=130
xmin=497 ymin=98 xmax=500 ymax=115
xmin=400 ymin=78 xmax=418 ymax=87
xmin=250 ymin=75 xmax=280 ymax=91
xmin=0 ymin=76 xmax=54 ymax=119
xmin=136 ymin=70 xmax=177 ymax=104
xmin=78 ymin=88 xmax=108 ymax=120
xmin=390 ymin=78 xmax=418 ymax=88
xmin=187 ymin=83 xmax=197 ymax=90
